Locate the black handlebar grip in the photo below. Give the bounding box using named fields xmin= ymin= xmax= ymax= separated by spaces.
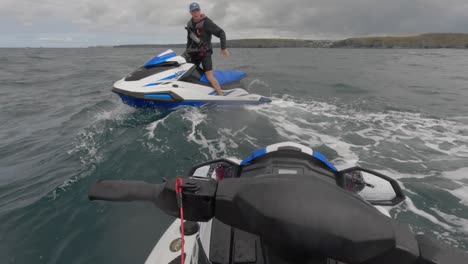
xmin=88 ymin=180 xmax=163 ymax=203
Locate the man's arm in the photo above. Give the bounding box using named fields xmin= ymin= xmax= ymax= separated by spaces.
xmin=205 ymin=18 xmax=227 ymax=50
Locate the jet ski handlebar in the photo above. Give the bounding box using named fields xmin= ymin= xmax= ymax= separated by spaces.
xmin=89 ymin=176 xmax=468 ymax=264
xmin=88 ymin=179 xmax=164 ymax=203
xmin=89 ymin=178 xmax=217 ymax=221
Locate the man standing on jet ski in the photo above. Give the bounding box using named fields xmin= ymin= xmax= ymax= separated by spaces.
xmin=186 ymin=2 xmax=230 ymax=96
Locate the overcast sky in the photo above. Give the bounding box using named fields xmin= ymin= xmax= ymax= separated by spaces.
xmin=2 ymin=0 xmax=468 ymax=47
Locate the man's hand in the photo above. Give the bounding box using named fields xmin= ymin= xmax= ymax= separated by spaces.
xmin=221 ymin=49 xmax=230 ymax=57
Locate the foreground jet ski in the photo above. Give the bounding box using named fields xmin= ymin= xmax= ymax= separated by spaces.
xmin=112 ymin=49 xmax=271 ymax=108
xmin=88 ymin=142 xmax=468 ymax=264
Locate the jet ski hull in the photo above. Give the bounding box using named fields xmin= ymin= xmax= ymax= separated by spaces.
xmin=113 ymin=82 xmax=272 ymax=109
xmin=116 ymin=94 xmax=271 ymax=108
xmin=115 ymin=93 xmax=271 ymax=109
xmin=116 ymin=93 xmax=207 ymax=108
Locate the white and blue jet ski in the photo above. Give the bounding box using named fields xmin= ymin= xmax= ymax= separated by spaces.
xmin=89 ymin=142 xmax=468 ymax=264
xmin=112 ymin=49 xmax=271 ymax=109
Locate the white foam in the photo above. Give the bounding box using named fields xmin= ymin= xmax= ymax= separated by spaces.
xmin=431 ymin=231 xmax=461 ymax=247
xmin=449 ymin=187 xmax=468 ymax=206
xmin=254 ymin=96 xmax=468 ymax=168
xmin=247 ymin=97 xmax=370 ymax=168
xmin=349 ymin=111 xmax=468 ymax=159
xmin=94 ymin=102 xmax=134 ymax=122
xmin=144 ymin=141 xmax=170 ymax=153
xmin=247 ymin=79 xmax=272 ymax=97
xmin=182 ymin=109 xmax=212 ymax=159
xmin=181 ymin=109 xmax=235 ymax=159
xmin=404 ymin=196 xmax=453 ymax=230
xmin=220 ymin=128 xmax=260 ymax=148
xmin=61 ymin=103 xmax=136 ymax=194
xmin=431 ymin=208 xmax=468 ymax=234
xmin=70 ymin=129 xmax=102 ymax=165
xmin=441 ymin=167 xmax=468 ymax=181
xmin=145 ymin=112 xmax=175 ymax=139
xmin=438 ymin=168 xmax=468 ymax=205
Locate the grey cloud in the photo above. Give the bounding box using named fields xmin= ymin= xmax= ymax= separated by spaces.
xmin=2 ymin=0 xmax=468 ymax=46
xmin=216 ymin=0 xmax=467 ymax=36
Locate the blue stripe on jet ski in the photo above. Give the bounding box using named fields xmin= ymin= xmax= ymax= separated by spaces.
xmin=312 ymin=151 xmax=337 ymax=172
xmin=144 ymin=94 xmax=172 ymax=99
xmin=144 ymin=74 xmax=178 ymax=87
xmin=144 ymin=52 xmax=177 ymax=67
xmin=208 ymin=90 xmax=235 ymax=96
xmin=239 ymin=146 xmax=337 ymax=170
xmin=144 ymin=82 xmax=162 ymax=87
xmin=240 ymin=148 xmax=266 ymax=165
xmin=161 ymin=74 xmax=177 ymax=80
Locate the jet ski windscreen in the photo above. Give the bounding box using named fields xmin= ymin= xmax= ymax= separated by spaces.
xmin=125 ymin=62 xmax=179 ymax=81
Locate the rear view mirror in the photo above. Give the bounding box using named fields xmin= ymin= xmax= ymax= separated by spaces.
xmin=336 ymin=167 xmax=405 ymax=206
xmin=188 ymin=159 xmax=240 ymax=180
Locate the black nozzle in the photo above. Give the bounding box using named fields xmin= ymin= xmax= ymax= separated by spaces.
xmin=88 ymin=180 xmax=164 ymax=203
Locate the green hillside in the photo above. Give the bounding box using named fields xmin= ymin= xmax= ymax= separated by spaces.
xmin=331 ymin=33 xmax=468 ymax=48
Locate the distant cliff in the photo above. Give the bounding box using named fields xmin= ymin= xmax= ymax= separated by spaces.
xmin=331 ymin=33 xmax=468 ymax=49
xmin=113 ymin=39 xmax=334 ymax=48
xmin=219 ymin=39 xmax=333 ymax=48
xmin=113 ymin=34 xmax=468 ymax=49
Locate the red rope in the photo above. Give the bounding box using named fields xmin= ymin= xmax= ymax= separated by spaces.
xmin=175 ymin=178 xmax=185 ymax=264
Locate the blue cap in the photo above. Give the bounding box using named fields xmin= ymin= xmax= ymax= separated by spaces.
xmin=189 ymin=2 xmax=200 ymax=12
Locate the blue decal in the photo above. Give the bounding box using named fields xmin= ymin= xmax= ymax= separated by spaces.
xmin=144 ymin=51 xmax=177 ymax=67
xmin=160 ymin=74 xmax=177 ymax=80
xmin=240 ymin=148 xmax=267 ymax=165
xmin=200 ymin=70 xmax=246 ymax=85
xmin=144 ymin=82 xmax=162 ymax=87
xmin=312 ymin=151 xmax=337 ymax=172
xmin=143 ymin=74 xmax=178 ymax=87
xmin=208 ymin=90 xmax=235 ymax=96
xmin=144 ymin=94 xmax=173 ymax=99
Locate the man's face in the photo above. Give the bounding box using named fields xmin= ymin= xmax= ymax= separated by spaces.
xmin=190 ymin=9 xmax=201 ymax=20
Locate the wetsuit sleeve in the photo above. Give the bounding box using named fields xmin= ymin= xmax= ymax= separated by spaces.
xmin=205 ymin=18 xmax=227 ymax=49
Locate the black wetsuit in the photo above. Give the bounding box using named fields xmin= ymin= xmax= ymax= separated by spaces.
xmin=186 ymin=17 xmax=226 ymax=72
